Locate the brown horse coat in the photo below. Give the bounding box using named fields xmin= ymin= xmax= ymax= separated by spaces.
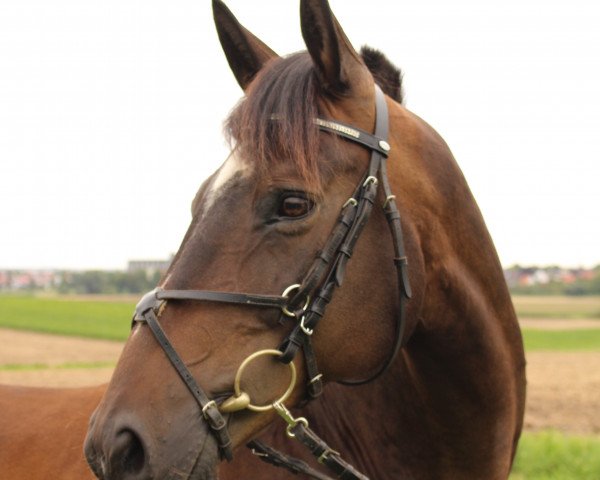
xmin=1 ymin=1 xmax=525 ymax=479
xmin=0 ymin=385 xmax=102 ymax=479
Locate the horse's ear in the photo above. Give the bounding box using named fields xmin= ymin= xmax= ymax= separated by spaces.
xmin=213 ymin=0 xmax=279 ymax=90
xmin=300 ymin=0 xmax=369 ymax=95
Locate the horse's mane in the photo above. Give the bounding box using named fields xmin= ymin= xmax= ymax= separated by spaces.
xmin=225 ymin=48 xmax=402 ymax=189
xmin=360 ymin=46 xmax=403 ymax=104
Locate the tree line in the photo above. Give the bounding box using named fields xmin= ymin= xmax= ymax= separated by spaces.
xmin=57 ymin=270 xmax=162 ymax=295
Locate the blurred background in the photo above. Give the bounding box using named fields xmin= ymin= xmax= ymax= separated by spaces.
xmin=1 ymin=0 xmax=599 ymax=270
xmin=1 ymin=1 xmax=599 ymax=478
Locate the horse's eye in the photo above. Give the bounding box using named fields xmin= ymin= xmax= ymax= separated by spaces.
xmin=278 ymin=195 xmax=313 ymax=218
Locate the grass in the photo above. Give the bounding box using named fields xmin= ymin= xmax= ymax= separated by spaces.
xmin=512 ymin=295 xmax=600 ymax=319
xmin=0 ymin=361 xmax=116 ymax=371
xmin=2 ymin=295 xmax=599 ymax=351
xmin=0 ymin=295 xmax=133 ymax=341
xmin=513 ymin=295 xmax=600 ymax=351
xmin=1 ymin=294 xmax=600 ymax=477
xmin=510 ymin=431 xmax=600 ymax=479
xmin=522 ymin=328 xmax=600 ymax=351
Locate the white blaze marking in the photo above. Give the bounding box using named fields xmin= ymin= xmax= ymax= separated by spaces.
xmin=202 ymin=151 xmax=249 ymax=215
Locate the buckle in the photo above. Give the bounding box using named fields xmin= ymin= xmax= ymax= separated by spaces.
xmin=132 ymin=288 xmax=164 ymax=322
xmin=281 ymin=284 xmax=311 ymax=318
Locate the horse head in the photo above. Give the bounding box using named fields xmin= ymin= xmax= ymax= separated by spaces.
xmin=84 ymin=1 xmax=525 ymax=479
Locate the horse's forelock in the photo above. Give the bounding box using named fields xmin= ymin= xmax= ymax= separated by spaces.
xmin=224 ymin=49 xmax=404 ymax=190
xmin=225 ymin=53 xmax=323 ymax=190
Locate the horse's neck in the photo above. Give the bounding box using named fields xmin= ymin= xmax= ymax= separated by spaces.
xmin=279 ymin=117 xmax=525 ymax=479
xmin=223 ymin=375 xmax=413 ymax=480
xmin=393 ymin=104 xmax=520 ymax=353
xmin=388 ymin=109 xmax=525 ymax=477
xmin=223 ymin=107 xmax=525 ymax=479
xmin=278 ymin=364 xmax=437 ymax=479
xmin=399 ymin=267 xmax=525 ymax=478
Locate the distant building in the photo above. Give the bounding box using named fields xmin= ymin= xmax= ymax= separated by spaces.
xmin=127 ymin=256 xmax=173 ymax=276
xmin=504 ymin=265 xmax=599 ymax=289
xmin=0 ymin=269 xmax=59 ymax=291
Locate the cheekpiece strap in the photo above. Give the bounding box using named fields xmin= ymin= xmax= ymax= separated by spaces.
xmin=132 ymin=289 xmax=233 ymax=461
xmin=131 ymin=85 xmax=410 ymax=478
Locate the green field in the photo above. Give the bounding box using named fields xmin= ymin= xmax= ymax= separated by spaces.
xmin=1 ymin=294 xmax=599 ymax=478
xmin=0 ymin=360 xmax=115 ymax=371
xmin=3 ymin=295 xmax=599 ymax=351
xmin=514 ymin=295 xmax=600 ymax=351
xmin=511 ymin=295 xmax=600 ymax=479
xmin=512 ymin=295 xmax=600 ymax=319
xmin=0 ymin=295 xmax=133 ymax=341
xmin=510 ymin=431 xmax=600 ymax=480
xmin=522 ymin=328 xmax=600 ymax=351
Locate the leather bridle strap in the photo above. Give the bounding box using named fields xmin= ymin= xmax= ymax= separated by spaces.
xmin=247 ymin=440 xmax=332 ymax=480
xmin=156 ymin=289 xmax=289 ymax=309
xmin=279 ymin=85 xmax=411 ymax=388
xmin=245 ymin=85 xmax=410 ymax=480
xmin=287 ymin=421 xmax=369 ymax=480
xmin=248 ymin=427 xmax=369 ymax=480
xmin=132 ymin=290 xmax=234 ymax=461
xmin=130 ymin=85 xmax=411 ymax=478
xmin=313 ymin=118 xmax=391 ymax=156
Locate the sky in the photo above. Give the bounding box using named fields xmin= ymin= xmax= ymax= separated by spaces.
xmin=1 ymin=0 xmax=599 ymax=270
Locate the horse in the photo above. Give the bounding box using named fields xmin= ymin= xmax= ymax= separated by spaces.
xmin=0 ymin=385 xmax=103 ymax=479
xmin=4 ymin=0 xmax=526 ymax=478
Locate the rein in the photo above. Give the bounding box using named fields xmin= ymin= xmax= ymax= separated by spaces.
xmin=132 ymin=85 xmax=411 ymax=479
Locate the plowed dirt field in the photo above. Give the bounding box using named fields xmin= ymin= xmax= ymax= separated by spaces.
xmin=1 ymin=325 xmax=599 ymax=434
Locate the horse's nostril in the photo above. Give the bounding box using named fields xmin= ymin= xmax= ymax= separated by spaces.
xmin=113 ymin=429 xmax=146 ymax=475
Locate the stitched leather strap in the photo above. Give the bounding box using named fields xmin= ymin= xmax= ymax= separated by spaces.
xmin=133 ymin=291 xmax=233 ymax=461
xmin=130 ymin=85 xmax=409 ymax=479
xmin=280 ymin=85 xmax=409 ymax=386
xmin=157 ymin=289 xmax=289 ymax=309
xmin=288 ymin=422 xmax=369 ymax=480
xmin=248 ymin=440 xmax=332 ymax=480
xmin=315 ymin=119 xmax=390 ymax=157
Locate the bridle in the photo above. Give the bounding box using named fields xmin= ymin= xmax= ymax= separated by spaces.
xmin=132 ymin=85 xmax=411 ymax=480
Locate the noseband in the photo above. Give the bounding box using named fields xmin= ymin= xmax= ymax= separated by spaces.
xmin=132 ymin=85 xmax=411 ymax=479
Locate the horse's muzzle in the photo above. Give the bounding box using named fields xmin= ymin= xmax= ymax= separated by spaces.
xmin=84 ymin=414 xmax=148 ymax=480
